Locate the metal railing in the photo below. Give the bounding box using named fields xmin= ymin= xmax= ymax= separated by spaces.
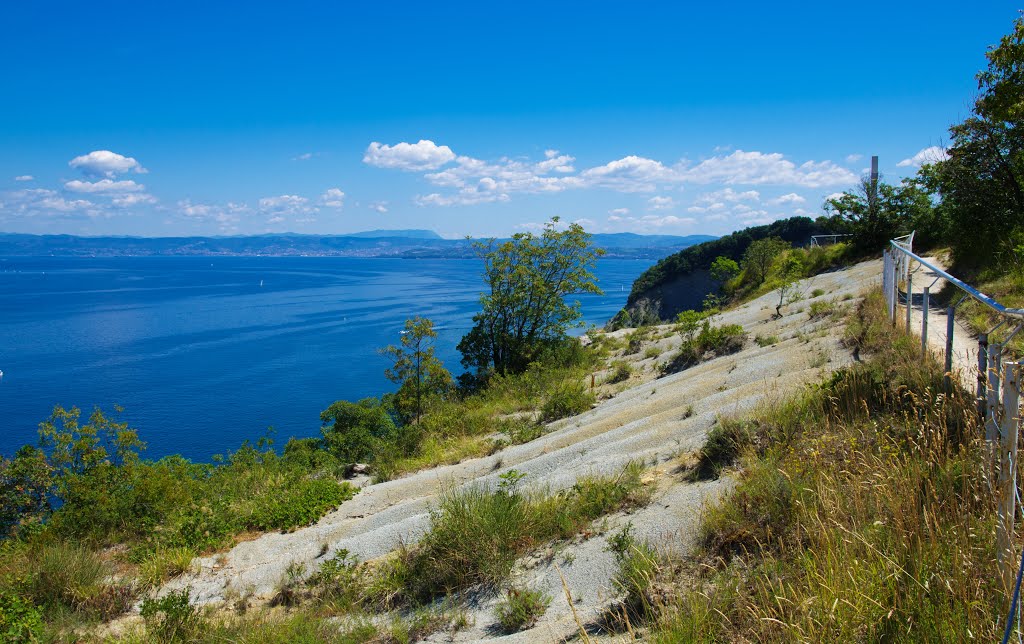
xmin=881 ymin=234 xmax=1023 ymax=595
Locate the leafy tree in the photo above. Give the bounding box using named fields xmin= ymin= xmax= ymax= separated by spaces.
xmin=319 ymin=398 xmax=397 ymax=463
xmin=0 ymin=446 xmax=52 ymax=538
xmin=922 ymin=16 xmax=1024 ymax=266
xmin=710 ymin=256 xmax=740 ymax=283
xmin=774 ymin=254 xmax=805 ymax=317
xmin=458 ymin=218 xmax=603 ymax=383
xmin=380 ymin=316 xmax=453 ymax=423
xmin=742 ymin=238 xmax=790 ymax=285
xmin=822 ymin=177 xmax=935 ymax=253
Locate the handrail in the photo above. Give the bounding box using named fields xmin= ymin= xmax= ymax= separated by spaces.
xmin=888 ymin=241 xmax=1024 ymax=320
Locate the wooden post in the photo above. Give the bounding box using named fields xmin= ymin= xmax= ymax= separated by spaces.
xmin=921 ymin=286 xmax=930 ymax=358
xmin=996 ymin=362 xmax=1021 ymax=593
xmin=590 ymin=373 xmax=595 ymax=393
xmin=987 ymin=343 xmax=1002 ymax=444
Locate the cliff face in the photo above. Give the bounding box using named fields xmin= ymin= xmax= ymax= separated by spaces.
xmin=625 ymin=216 xmax=827 ymax=319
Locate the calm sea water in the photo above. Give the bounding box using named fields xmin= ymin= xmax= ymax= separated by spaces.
xmin=0 ymin=256 xmax=650 ymax=461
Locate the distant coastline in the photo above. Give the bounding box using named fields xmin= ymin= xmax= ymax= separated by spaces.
xmin=0 ymin=230 xmax=717 ymax=260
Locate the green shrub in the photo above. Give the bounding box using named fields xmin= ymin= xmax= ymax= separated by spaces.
xmin=811 ymin=287 xmax=826 ymax=298
xmin=754 ymin=334 xmax=779 ymax=347
xmin=662 ymin=322 xmax=746 ymax=374
xmin=608 ymin=523 xmax=659 ymax=616
xmin=495 ymin=586 xmax=550 ymax=632
xmin=320 ymin=397 xmax=397 ymax=464
xmin=689 ymin=420 xmax=751 ymax=480
xmin=808 ymin=299 xmax=837 ymax=319
xmin=540 ymin=382 xmax=594 ymax=422
xmin=139 ymin=547 xmax=195 ymax=588
xmin=141 ymin=589 xmax=203 ymax=642
xmin=606 ymin=361 xmax=633 ymax=384
xmin=249 ymin=479 xmax=353 ymax=532
xmin=0 ymin=591 xmax=43 ymax=643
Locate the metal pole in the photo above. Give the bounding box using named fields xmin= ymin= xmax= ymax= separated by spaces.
xmin=921 ymin=286 xmax=930 ymax=357
xmin=979 ymin=333 xmax=989 ymax=420
xmin=905 ymin=272 xmax=913 ymax=332
xmin=996 ymin=362 xmax=1021 ymax=593
xmin=945 ymin=306 xmax=955 ymax=391
xmin=987 ymin=343 xmax=1002 ymax=444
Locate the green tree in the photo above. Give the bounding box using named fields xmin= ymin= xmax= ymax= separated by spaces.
xmin=822 ymin=178 xmax=934 ymax=253
xmin=922 ymin=16 xmax=1024 ymax=266
xmin=774 ymin=254 xmax=805 ymax=317
xmin=319 ymin=398 xmax=397 ymax=463
xmin=710 ymin=256 xmax=740 ymax=283
xmin=380 ymin=316 xmax=453 ymax=423
xmin=458 ymin=218 xmax=603 ymax=382
xmin=0 ymin=446 xmax=52 ymax=537
xmin=742 ymin=238 xmax=789 ymax=285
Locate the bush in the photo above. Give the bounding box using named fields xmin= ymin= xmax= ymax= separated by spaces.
xmin=141 ymin=589 xmax=203 ymax=642
xmin=320 ymin=397 xmax=398 ymax=464
xmin=608 ymin=523 xmax=659 ymax=616
xmin=662 ymin=322 xmax=746 ymax=375
xmin=808 ymin=299 xmax=837 ymax=320
xmin=0 ymin=591 xmax=43 ymax=643
xmin=249 ymin=479 xmax=353 ymax=532
xmin=540 ymin=382 xmax=594 ymax=422
xmin=606 ymin=361 xmax=633 ymax=384
xmin=495 ymin=586 xmax=550 ymax=632
xmin=754 ymin=334 xmax=779 ymax=347
xmin=689 ymin=420 xmax=751 ymax=480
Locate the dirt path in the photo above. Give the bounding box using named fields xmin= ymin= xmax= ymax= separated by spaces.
xmin=162 ymin=259 xmax=884 ymax=641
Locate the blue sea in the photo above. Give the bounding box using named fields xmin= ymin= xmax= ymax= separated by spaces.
xmin=0 ymin=256 xmax=650 ymax=461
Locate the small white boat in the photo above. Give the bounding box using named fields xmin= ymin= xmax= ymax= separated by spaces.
xmin=260 ymin=280 xmax=264 ymax=287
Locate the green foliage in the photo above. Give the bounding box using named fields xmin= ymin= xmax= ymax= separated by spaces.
xmin=384 ymin=462 xmax=648 ymax=605
xmin=662 ymin=320 xmax=746 ymax=374
xmin=709 ymin=255 xmax=741 ymax=283
xmin=742 ymin=237 xmax=790 ymax=285
xmin=608 ymin=523 xmax=659 ymax=616
xmin=380 ymin=316 xmax=454 ymax=423
xmin=458 ymin=217 xmax=604 ymax=382
xmin=807 ymin=298 xmax=838 ymax=319
xmin=822 ymin=177 xmax=936 ymax=254
xmin=753 ymin=334 xmax=779 ymax=347
xmin=628 ymin=216 xmax=827 ymax=310
xmin=495 ymin=586 xmax=550 ymax=632
xmin=0 ymin=446 xmax=52 ymax=538
xmin=0 ymin=590 xmax=43 ymax=643
xmin=320 ymin=397 xmax=398 ymax=463
xmin=141 ymin=589 xmax=203 ymax=642
xmin=773 ymin=253 xmax=804 ymax=317
xmin=606 ymin=361 xmax=633 ymax=384
xmin=540 ymin=381 xmax=594 ymax=422
xmin=689 ymin=420 xmax=752 ymax=481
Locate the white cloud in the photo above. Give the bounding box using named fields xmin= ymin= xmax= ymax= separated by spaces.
xmin=580 ymin=155 xmax=676 ymax=192
xmin=267 ymin=215 xmax=286 ymax=224
xmin=608 ymin=207 xmax=630 ymax=217
xmin=682 ymin=150 xmax=856 ymax=188
xmin=363 ymin=140 xmax=456 ymax=171
xmin=769 ymin=192 xmax=806 ymax=206
xmin=1 ymin=188 xmax=100 ymax=217
xmin=111 ymin=193 xmax=158 ymax=207
xmin=415 ymin=191 xmax=511 ymax=207
xmin=535 ymin=149 xmax=576 ymax=173
xmin=897 ymin=146 xmax=949 ymax=168
xmin=647 ymin=196 xmax=675 ymax=210
xmin=14 ymin=175 xmax=33 ymax=182
xmin=319 ymin=188 xmax=345 ymax=208
xmin=69 ymin=150 xmax=146 ymax=178
xmin=695 ymin=188 xmax=760 ymax=204
xmin=292 ymin=152 xmax=318 ymax=161
xmin=259 ymin=194 xmax=315 ymax=215
xmin=825 ymin=192 xmax=847 ymax=202
xmin=178 ymin=199 xmax=249 ymax=231
xmin=845 ymin=154 xmax=863 ymax=164
xmin=64 ymin=179 xmax=145 ymax=194
xmin=369 ymin=201 xmax=389 ymax=213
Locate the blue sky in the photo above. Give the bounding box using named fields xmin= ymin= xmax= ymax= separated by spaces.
xmin=0 ymin=2 xmax=1016 ymax=238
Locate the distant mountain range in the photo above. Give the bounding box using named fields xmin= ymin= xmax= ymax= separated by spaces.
xmin=0 ymin=231 xmax=717 ymax=260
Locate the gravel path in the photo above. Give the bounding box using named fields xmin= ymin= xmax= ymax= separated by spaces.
xmin=163 ymin=258 xmax=884 ymax=641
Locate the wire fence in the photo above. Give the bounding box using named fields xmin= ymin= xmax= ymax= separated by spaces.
xmin=881 ymin=235 xmax=1024 ymax=605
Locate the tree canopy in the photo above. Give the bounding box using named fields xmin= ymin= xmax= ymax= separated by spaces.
xmin=380 ymin=316 xmax=453 ymax=423
xmin=458 ymin=218 xmax=603 ymax=383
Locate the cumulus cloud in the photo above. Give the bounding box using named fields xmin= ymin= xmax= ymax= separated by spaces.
xmin=369 ymin=201 xmax=389 ymax=213
xmin=897 ymin=146 xmax=950 ymax=168
xmin=111 ymin=193 xmax=158 ymax=208
xmin=647 ymin=196 xmax=675 ymax=210
xmin=695 ymin=188 xmax=760 ymax=204
xmin=769 ymin=192 xmax=806 ymax=206
xmin=259 ymin=194 xmax=314 ymax=215
xmin=1 ymin=188 xmax=100 ymax=217
xmin=178 ymin=199 xmax=249 ymax=231
xmin=845 ymin=154 xmax=863 ymax=164
xmin=319 ymin=188 xmax=345 ymax=208
xmin=69 ymin=150 xmax=147 ymax=178
xmin=363 ymin=140 xmax=456 ymax=171
xmin=64 ymin=179 xmax=146 ymax=194
xmin=14 ymin=175 xmax=33 ymax=182
xmin=682 ymin=151 xmax=856 ymax=187
xmin=580 ymin=155 xmax=676 ymax=192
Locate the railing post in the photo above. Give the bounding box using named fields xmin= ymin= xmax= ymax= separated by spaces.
xmin=996 ymin=362 xmax=1021 ymax=594
xmin=987 ymin=343 xmax=1002 ymax=444
xmin=921 ymin=286 xmax=930 ymax=357
xmin=944 ymin=305 xmax=955 ymax=392
xmin=979 ymin=333 xmax=989 ymax=420
xmin=905 ymin=272 xmax=913 ymax=331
